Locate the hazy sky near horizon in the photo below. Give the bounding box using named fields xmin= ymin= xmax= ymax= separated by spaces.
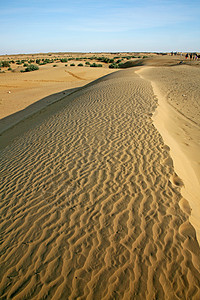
xmin=0 ymin=0 xmax=199 ymax=54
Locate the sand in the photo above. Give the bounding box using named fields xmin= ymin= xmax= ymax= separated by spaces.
xmin=0 ymin=64 xmax=117 ymax=134
xmin=0 ymin=61 xmax=200 ymax=299
xmin=136 ymin=66 xmax=200 ymax=245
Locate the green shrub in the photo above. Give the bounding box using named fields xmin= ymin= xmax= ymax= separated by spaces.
xmin=85 ymin=61 xmax=90 ymax=65
xmin=8 ymin=67 xmax=12 ymax=71
xmin=25 ymin=64 xmax=39 ymax=72
xmin=65 ymin=64 xmax=68 ymax=67
xmin=60 ymin=58 xmax=68 ymax=63
xmin=53 ymin=64 xmax=57 ymax=67
xmin=70 ymin=63 xmax=75 ymax=66
xmin=90 ymin=63 xmax=102 ymax=67
xmin=2 ymin=61 xmax=10 ymax=67
xmin=118 ymin=63 xmax=124 ymax=68
xmin=36 ymin=59 xmax=41 ymax=64
xmin=109 ymin=63 xmax=119 ymax=69
xmin=78 ymin=63 xmax=83 ymax=66
xmin=23 ymin=63 xmax=28 ymax=67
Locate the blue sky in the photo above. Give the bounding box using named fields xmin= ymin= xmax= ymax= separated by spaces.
xmin=0 ymin=0 xmax=199 ymax=54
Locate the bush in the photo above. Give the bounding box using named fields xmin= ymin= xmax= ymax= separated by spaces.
xmin=36 ymin=59 xmax=41 ymax=64
xmin=109 ymin=63 xmax=119 ymax=69
xmin=65 ymin=64 xmax=68 ymax=67
xmin=85 ymin=61 xmax=90 ymax=65
xmin=90 ymin=63 xmax=102 ymax=67
xmin=23 ymin=63 xmax=28 ymax=67
xmin=8 ymin=67 xmax=12 ymax=71
xmin=1 ymin=61 xmax=10 ymax=67
xmin=53 ymin=64 xmax=57 ymax=67
xmin=60 ymin=58 xmax=68 ymax=63
xmin=25 ymin=64 xmax=39 ymax=72
xmin=70 ymin=63 xmax=75 ymax=66
xmin=78 ymin=63 xmax=83 ymax=66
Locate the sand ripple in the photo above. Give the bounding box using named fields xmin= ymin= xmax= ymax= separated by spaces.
xmin=0 ymin=69 xmax=200 ymax=299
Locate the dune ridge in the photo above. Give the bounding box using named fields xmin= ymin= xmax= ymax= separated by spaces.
xmin=0 ymin=69 xmax=200 ymax=299
xmin=137 ymin=66 xmax=200 ymax=245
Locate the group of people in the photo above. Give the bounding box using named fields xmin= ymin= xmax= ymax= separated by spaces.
xmin=185 ymin=53 xmax=199 ymax=60
xmin=170 ymin=51 xmax=199 ymax=60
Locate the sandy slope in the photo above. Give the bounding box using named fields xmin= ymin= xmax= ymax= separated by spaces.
xmin=0 ymin=65 xmax=116 ymax=131
xmin=137 ymin=66 xmax=200 ymax=244
xmin=0 ymin=68 xmax=200 ymax=299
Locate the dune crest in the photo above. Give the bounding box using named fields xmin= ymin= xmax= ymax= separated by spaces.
xmin=137 ymin=66 xmax=200 ymax=245
xmin=0 ymin=69 xmax=200 ymax=299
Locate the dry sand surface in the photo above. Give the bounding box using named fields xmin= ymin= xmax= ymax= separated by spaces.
xmin=137 ymin=66 xmax=200 ymax=246
xmin=0 ymin=56 xmax=200 ymax=299
xmin=0 ymin=63 xmax=117 ymax=133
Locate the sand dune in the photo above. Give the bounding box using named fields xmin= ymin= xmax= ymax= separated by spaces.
xmin=0 ymin=68 xmax=200 ymax=299
xmin=137 ymin=66 xmax=200 ymax=245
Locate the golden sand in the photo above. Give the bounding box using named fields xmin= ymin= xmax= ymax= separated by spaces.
xmin=0 ymin=58 xmax=200 ymax=299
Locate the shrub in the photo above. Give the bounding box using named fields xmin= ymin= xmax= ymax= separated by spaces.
xmin=118 ymin=63 xmax=124 ymax=68
xmin=25 ymin=64 xmax=39 ymax=72
xmin=65 ymin=64 xmax=68 ymax=67
xmin=85 ymin=61 xmax=90 ymax=65
xmin=8 ymin=67 xmax=12 ymax=71
xmin=60 ymin=58 xmax=68 ymax=63
xmin=23 ymin=63 xmax=28 ymax=67
xmin=53 ymin=64 xmax=57 ymax=67
xmin=78 ymin=63 xmax=83 ymax=66
xmin=2 ymin=61 xmax=10 ymax=67
xmin=70 ymin=63 xmax=75 ymax=66
xmin=36 ymin=59 xmax=41 ymax=64
xmin=90 ymin=63 xmax=102 ymax=67
xmin=109 ymin=63 xmax=119 ymax=69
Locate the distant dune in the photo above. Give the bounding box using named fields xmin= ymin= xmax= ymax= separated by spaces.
xmin=0 ymin=55 xmax=200 ymax=299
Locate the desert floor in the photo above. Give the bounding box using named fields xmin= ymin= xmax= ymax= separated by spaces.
xmin=0 ymin=53 xmax=200 ymax=299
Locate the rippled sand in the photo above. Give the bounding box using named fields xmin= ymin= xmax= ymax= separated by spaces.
xmin=0 ymin=68 xmax=200 ymax=299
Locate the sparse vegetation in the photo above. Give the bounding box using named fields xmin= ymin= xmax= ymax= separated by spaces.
xmin=24 ymin=64 xmax=39 ymax=72
xmin=109 ymin=63 xmax=119 ymax=69
xmin=60 ymin=58 xmax=68 ymax=63
xmin=1 ymin=61 xmax=10 ymax=67
xmin=70 ymin=63 xmax=75 ymax=66
xmin=78 ymin=63 xmax=83 ymax=66
xmin=90 ymin=63 xmax=102 ymax=67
